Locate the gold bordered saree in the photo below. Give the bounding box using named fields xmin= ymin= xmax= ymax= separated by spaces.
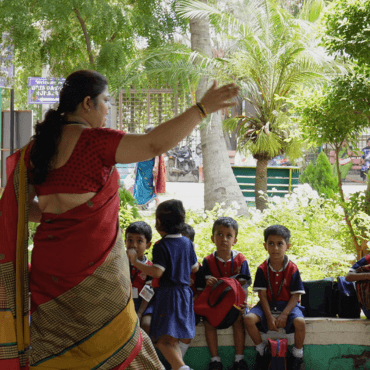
xmin=0 ymin=145 xmax=164 ymax=370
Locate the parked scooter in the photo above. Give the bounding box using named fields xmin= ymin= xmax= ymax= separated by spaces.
xmin=166 ymin=141 xmax=201 ymax=182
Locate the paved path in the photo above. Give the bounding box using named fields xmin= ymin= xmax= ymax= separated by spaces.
xmin=154 ymin=182 xmax=367 ymax=212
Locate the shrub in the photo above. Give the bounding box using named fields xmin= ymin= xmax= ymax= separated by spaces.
xmin=118 ymin=187 xmax=141 ymax=230
xmin=136 ymin=185 xmax=355 ymax=306
xmin=300 ymin=151 xmax=338 ymax=198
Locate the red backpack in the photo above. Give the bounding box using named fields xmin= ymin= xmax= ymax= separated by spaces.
xmin=194 ymin=277 xmax=246 ymax=329
xmin=268 ymin=338 xmax=288 ymax=370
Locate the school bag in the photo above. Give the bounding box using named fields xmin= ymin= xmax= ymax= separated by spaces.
xmin=194 ymin=277 xmax=246 ymax=329
xmin=267 ymin=338 xmax=288 ymax=370
xmin=300 ymin=277 xmax=337 ymax=317
xmin=355 ymin=264 xmax=370 ymax=310
xmin=336 ymin=276 xmax=361 ymax=318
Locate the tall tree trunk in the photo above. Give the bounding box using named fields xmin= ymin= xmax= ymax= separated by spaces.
xmin=255 ymin=157 xmax=269 ymax=211
xmin=190 ymin=0 xmax=248 ymax=215
xmin=334 ymin=146 xmax=361 ymax=259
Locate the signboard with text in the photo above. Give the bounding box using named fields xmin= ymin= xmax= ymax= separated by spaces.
xmin=28 ymin=77 xmax=65 ymax=104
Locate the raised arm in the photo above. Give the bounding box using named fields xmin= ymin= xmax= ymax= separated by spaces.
xmin=115 ymin=81 xmax=239 ymax=164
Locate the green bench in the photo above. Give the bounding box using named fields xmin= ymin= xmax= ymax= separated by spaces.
xmin=232 ymin=166 xmax=300 ymax=201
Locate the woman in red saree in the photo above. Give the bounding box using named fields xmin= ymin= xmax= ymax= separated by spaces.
xmin=0 ymin=70 xmax=239 ymax=370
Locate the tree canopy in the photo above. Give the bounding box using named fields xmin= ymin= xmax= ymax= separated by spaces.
xmin=323 ymin=0 xmax=370 ymax=65
xmin=0 ymin=0 xmax=186 ymax=106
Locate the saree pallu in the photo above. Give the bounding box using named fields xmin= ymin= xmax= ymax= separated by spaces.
xmin=133 ymin=158 xmax=156 ymax=206
xmin=0 ymin=146 xmax=164 ymax=370
xmin=133 ymin=155 xmax=166 ymax=206
xmin=154 ymin=155 xmax=166 ymax=195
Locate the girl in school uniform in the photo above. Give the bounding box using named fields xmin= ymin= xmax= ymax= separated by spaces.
xmin=127 ymin=199 xmax=199 ymax=370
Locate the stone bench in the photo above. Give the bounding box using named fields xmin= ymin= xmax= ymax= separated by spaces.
xmin=182 ymin=318 xmax=370 ymax=370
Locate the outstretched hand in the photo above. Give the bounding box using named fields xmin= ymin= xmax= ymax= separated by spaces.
xmin=200 ymin=80 xmax=240 ymax=115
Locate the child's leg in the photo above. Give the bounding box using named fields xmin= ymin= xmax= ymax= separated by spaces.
xmin=141 ymin=314 xmax=151 ymax=335
xmin=204 ymin=320 xmax=219 ymax=358
xmin=156 ymin=334 xmax=184 ymax=370
xmin=293 ymin=317 xmax=305 ymax=350
xmin=243 ymin=313 xmax=263 ymax=345
xmin=179 ymin=338 xmax=191 ymax=359
xmin=232 ymin=315 xmax=245 ymax=355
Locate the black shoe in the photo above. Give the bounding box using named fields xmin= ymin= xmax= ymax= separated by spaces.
xmin=255 ymin=349 xmax=271 ymax=370
xmin=208 ymin=361 xmax=224 ymax=370
xmin=290 ymin=356 xmax=304 ymax=370
xmin=228 ymin=359 xmax=248 ymax=370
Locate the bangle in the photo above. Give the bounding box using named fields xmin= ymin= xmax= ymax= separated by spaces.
xmin=195 ymin=102 xmax=207 ymax=119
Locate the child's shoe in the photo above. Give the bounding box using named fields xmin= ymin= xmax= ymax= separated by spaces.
xmin=229 ymin=358 xmax=249 ymax=370
xmin=208 ymin=361 xmax=224 ymax=370
xmin=290 ymin=356 xmax=303 ymax=370
xmin=255 ymin=349 xmax=270 ymax=370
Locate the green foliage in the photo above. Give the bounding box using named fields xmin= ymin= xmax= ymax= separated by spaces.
xmin=0 ymin=0 xmax=186 ymax=107
xmin=296 ymin=71 xmax=370 ymax=148
xmin=322 ymin=0 xmax=370 ymax=65
xmin=346 ymin=191 xmax=370 ymax=242
xmin=181 ymin=0 xmax=339 ymax=162
xmin=138 ymin=185 xmax=354 ymax=306
xmin=118 ymin=188 xmax=141 ymax=230
xmin=28 ymin=222 xmax=38 ymax=246
xmin=300 ymin=151 xmax=339 ymax=198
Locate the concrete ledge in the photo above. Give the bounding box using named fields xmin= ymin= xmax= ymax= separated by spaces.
xmin=191 ymin=318 xmax=370 ymax=347
xmin=183 ymin=319 xmax=370 ymax=370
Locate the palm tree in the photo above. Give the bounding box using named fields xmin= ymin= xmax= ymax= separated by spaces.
xmin=126 ymin=15 xmax=249 ymax=214
xmin=178 ymin=0 xmax=340 ymax=210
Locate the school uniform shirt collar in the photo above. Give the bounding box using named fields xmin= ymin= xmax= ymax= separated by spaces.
xmin=266 ymin=256 xmax=289 ymax=272
xmin=213 ymin=250 xmax=238 ymax=262
xmin=164 ymin=234 xmax=182 ymax=238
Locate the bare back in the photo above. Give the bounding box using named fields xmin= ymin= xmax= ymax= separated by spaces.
xmin=36 ymin=125 xmax=97 ymax=214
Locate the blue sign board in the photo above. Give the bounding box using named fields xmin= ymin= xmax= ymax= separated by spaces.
xmin=28 ymin=77 xmax=65 ymax=104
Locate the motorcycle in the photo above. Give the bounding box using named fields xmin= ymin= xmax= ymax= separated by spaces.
xmin=166 ymin=141 xmax=202 ymax=182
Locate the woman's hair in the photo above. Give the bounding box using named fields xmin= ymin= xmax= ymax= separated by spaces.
xmin=156 ymin=199 xmax=185 ymax=234
xmin=30 ymin=70 xmax=107 ymax=185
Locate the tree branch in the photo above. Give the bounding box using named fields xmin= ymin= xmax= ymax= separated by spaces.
xmin=73 ymin=6 xmax=94 ymax=66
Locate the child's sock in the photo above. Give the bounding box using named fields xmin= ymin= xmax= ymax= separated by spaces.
xmin=235 ymin=354 xmax=244 ymax=362
xmin=178 ymin=341 xmax=190 ymax=358
xmin=211 ymin=356 xmax=221 ymax=362
xmin=178 ymin=366 xmax=191 ymax=370
xmin=292 ymin=347 xmax=304 ymax=358
xmin=256 ymin=341 xmax=267 ymax=356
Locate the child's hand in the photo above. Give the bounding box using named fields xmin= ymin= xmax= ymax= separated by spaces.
xmin=189 ymin=278 xmax=194 ymax=286
xmin=267 ymin=316 xmax=278 ymax=332
xmin=275 ymin=313 xmax=288 ymax=329
xmin=206 ymin=277 xmax=218 ymax=286
xmin=126 ymin=248 xmax=138 ymax=264
xmin=239 ymin=300 xmax=248 ymax=315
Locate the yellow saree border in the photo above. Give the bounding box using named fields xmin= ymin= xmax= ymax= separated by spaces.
xmin=16 ymin=144 xmax=30 ymax=354
xmin=30 ymin=298 xmax=139 ymax=370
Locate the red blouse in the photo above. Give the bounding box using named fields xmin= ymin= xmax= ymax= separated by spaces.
xmin=26 ymin=127 xmax=125 ymax=195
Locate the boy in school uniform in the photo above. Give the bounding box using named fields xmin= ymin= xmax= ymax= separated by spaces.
xmin=345 ymin=253 xmax=370 ymax=318
xmin=244 ymin=225 xmax=305 ymax=370
xmin=202 ymin=217 xmax=252 ymax=370
xmin=125 ymin=221 xmax=154 ymax=334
